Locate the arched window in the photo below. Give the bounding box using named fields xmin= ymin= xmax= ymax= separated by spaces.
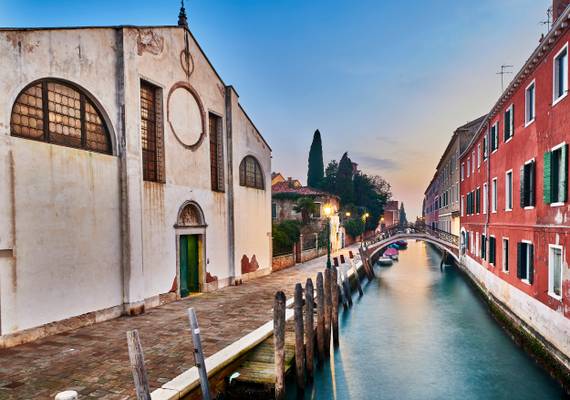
xmin=239 ymin=156 xmax=264 ymax=189
xmin=10 ymin=79 xmax=112 ymax=154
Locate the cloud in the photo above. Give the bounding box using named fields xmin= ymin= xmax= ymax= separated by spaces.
xmin=351 ymin=153 xmax=399 ymax=172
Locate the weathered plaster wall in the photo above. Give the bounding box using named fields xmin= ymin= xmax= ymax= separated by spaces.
xmin=462 ymin=254 xmax=570 ymax=363
xmin=0 ymin=29 xmax=123 ymax=334
xmin=232 ymin=102 xmax=272 ymax=276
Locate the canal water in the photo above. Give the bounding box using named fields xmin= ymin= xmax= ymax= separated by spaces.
xmin=287 ymin=241 xmax=566 ymax=399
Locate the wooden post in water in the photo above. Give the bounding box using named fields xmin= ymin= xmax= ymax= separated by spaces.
xmin=304 ymin=278 xmax=315 ymax=382
xmin=331 ymin=268 xmax=340 ymax=348
xmin=315 ymin=273 xmax=325 ymax=365
xmin=351 ymin=260 xmax=364 ymax=297
xmin=294 ymin=283 xmax=305 ymax=390
xmin=324 ymin=268 xmax=332 ymax=357
xmin=335 ymin=267 xmax=348 ymax=310
xmin=341 ymin=266 xmax=353 ymax=307
xmin=126 ymin=330 xmax=151 ymax=400
xmin=187 ymin=308 xmax=211 ymax=400
xmin=274 ymin=291 xmax=286 ymax=400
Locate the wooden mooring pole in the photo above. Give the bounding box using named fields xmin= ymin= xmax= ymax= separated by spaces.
xmin=331 ymin=268 xmax=340 ymax=348
xmin=274 ymin=291 xmax=286 ymax=400
xmin=351 ymin=260 xmax=364 ymax=297
xmin=294 ymin=283 xmax=305 ymax=390
xmin=316 ymin=272 xmax=325 ymax=365
xmin=126 ymin=330 xmax=151 ymax=400
xmin=188 ymin=308 xmax=211 ymax=400
xmin=304 ymin=278 xmax=315 ymax=381
xmin=324 ymin=269 xmax=332 ymax=356
xmin=335 ymin=267 xmax=348 ymax=310
xmin=341 ymin=266 xmax=353 ymax=307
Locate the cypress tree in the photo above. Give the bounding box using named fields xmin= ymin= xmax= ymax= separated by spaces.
xmin=307 ymin=129 xmax=325 ymax=188
xmin=335 ymin=152 xmax=355 ymax=205
xmin=399 ymin=203 xmax=408 ymax=225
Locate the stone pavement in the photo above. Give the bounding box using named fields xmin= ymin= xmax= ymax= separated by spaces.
xmin=0 ymin=249 xmax=353 ymax=399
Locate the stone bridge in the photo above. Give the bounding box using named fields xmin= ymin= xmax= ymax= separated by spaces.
xmin=363 ymin=224 xmax=460 ymax=264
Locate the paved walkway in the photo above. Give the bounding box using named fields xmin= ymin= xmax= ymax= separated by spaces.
xmin=0 ymin=249 xmax=354 ymax=399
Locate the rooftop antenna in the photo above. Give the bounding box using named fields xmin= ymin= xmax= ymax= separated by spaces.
xmin=540 ymin=6 xmax=553 ymax=32
xmin=178 ymin=0 xmax=189 ymax=29
xmin=496 ymin=65 xmax=514 ymax=93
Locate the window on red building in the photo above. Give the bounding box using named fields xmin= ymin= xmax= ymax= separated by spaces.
xmin=520 ymin=160 xmax=536 ymax=208
xmin=491 ymin=123 xmax=499 ymax=152
xmin=548 ymin=245 xmax=563 ymax=299
xmin=503 ymin=238 xmax=509 ymax=272
xmin=553 ymin=44 xmax=568 ymax=104
xmin=517 ymin=242 xmax=534 ymax=283
xmin=504 ymin=104 xmax=514 ymax=142
xmin=544 ymin=144 xmax=568 ymax=204
xmin=489 ymin=236 xmax=496 ymax=265
xmin=492 ymin=177 xmax=498 ymax=212
xmin=505 ymin=170 xmax=513 ymax=211
xmin=525 ymin=81 xmax=536 ymax=125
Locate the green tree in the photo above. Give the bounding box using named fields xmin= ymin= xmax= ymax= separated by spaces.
xmin=321 ymin=160 xmax=338 ymax=194
xmin=335 ymin=152 xmax=355 ymax=205
xmin=293 ymin=197 xmax=318 ymax=225
xmin=272 ymin=220 xmax=301 ymax=255
xmin=307 ymin=129 xmax=325 ymax=188
xmin=344 ymin=219 xmax=364 ymax=238
xmin=399 ymin=202 xmax=408 ymax=225
xmin=354 ymin=172 xmax=392 ymax=231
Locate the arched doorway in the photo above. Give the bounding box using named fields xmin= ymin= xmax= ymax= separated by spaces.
xmin=176 ymin=201 xmax=206 ymax=297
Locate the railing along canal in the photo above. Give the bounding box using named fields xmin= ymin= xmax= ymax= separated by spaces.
xmin=364 ymin=223 xmax=459 ymax=249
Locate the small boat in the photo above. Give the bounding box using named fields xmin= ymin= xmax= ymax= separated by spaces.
xmin=377 ymin=256 xmax=394 ymax=266
xmin=395 ymin=240 xmax=408 ymax=249
xmin=384 ymin=247 xmax=399 ymax=261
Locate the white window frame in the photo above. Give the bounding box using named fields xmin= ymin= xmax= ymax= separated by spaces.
xmin=489 ymin=235 xmax=496 ymax=266
xmin=548 ymin=244 xmax=563 ymax=300
xmin=492 ymin=177 xmax=498 ymax=213
xmin=505 ymin=169 xmax=513 ymax=211
xmin=461 ymin=163 xmax=464 ymax=181
xmin=525 ymin=80 xmax=536 ymax=126
xmin=467 ymin=159 xmax=470 ymax=177
xmin=472 ymin=151 xmax=475 ymax=173
xmin=504 ymin=104 xmax=514 ymax=143
xmin=476 ymin=232 xmax=479 ymax=258
xmin=549 ymin=141 xmax=567 ymax=207
xmin=553 ymin=42 xmax=569 ymax=106
xmin=521 ymin=240 xmax=533 ymax=284
xmin=483 ymin=182 xmax=488 ymax=214
xmin=491 ymin=122 xmax=499 ymax=153
xmin=477 ymin=143 xmax=481 ymax=168
xmin=523 ymin=157 xmax=536 ymax=210
xmin=461 ymin=195 xmax=464 ymax=216
xmin=502 ymin=237 xmax=509 ymax=273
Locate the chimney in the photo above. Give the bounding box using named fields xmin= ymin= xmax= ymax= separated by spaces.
xmin=553 ymin=0 xmax=570 ymax=23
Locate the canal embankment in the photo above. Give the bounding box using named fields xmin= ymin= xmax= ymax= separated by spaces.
xmin=456 ymin=253 xmax=570 ymax=393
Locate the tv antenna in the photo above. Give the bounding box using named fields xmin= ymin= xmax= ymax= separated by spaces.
xmin=497 ymin=65 xmax=514 ymax=93
xmin=540 ymin=7 xmax=553 ymax=32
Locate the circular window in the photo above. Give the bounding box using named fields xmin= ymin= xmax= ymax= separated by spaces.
xmin=167 ymin=82 xmax=206 ymax=150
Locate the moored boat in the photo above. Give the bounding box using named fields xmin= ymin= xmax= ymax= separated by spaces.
xmin=377 ymin=256 xmax=394 ymax=266
xmin=384 ymin=247 xmax=399 ymax=261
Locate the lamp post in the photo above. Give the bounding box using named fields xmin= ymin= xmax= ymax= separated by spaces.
xmin=361 ymin=212 xmax=370 ymax=244
xmin=323 ymin=205 xmax=333 ymax=269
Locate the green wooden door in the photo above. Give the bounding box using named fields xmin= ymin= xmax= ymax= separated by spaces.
xmin=180 ymin=235 xmax=200 ymax=297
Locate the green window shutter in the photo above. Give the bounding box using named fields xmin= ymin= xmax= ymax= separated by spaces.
xmin=517 ymin=242 xmax=523 ymax=278
xmin=520 ymin=165 xmax=526 ymax=208
xmin=560 ymin=144 xmax=568 ymax=203
xmin=544 ymin=151 xmax=553 ymax=204
xmin=530 ymin=161 xmax=536 ymax=206
xmin=528 ymin=244 xmax=534 ymax=284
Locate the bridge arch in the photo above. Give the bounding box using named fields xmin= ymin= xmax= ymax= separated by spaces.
xmin=366 ymin=233 xmax=460 ymax=264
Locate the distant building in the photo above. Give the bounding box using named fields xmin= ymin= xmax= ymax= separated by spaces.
xmin=423 ymin=116 xmax=484 ymax=235
xmin=271 ymin=172 xmax=301 ymax=187
xmin=0 ymin=8 xmax=271 ymax=346
xmin=272 ymin=180 xmax=342 ymax=251
xmin=381 ymin=200 xmax=400 ymax=227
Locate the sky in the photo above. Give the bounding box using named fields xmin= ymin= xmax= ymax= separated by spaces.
xmin=0 ymin=0 xmax=553 ymax=218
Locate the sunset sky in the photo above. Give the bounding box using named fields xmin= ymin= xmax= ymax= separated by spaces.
xmin=1 ymin=0 xmax=552 ymax=218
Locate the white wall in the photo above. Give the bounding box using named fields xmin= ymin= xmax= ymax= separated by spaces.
xmin=462 ymin=255 xmax=570 ymax=362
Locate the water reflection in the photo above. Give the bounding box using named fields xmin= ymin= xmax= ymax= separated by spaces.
xmin=286 ymin=241 xmax=565 ymax=400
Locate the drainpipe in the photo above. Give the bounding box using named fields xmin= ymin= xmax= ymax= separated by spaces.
xmin=485 ymin=123 xmax=491 ymax=237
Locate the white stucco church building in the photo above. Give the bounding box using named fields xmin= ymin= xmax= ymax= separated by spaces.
xmin=0 ymin=4 xmax=272 ymax=347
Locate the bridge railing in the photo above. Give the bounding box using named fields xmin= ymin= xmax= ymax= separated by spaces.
xmin=363 ymin=222 xmax=459 ymax=248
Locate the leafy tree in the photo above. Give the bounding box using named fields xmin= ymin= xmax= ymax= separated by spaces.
xmin=344 ymin=219 xmax=364 ymax=238
xmin=307 ymin=129 xmax=325 ymax=188
xmin=321 ymin=160 xmax=338 ymax=193
xmin=399 ymin=203 xmax=408 ymax=225
xmin=272 ymin=220 xmax=301 ymax=255
xmin=335 ymin=152 xmax=355 ymax=205
xmin=353 ymin=172 xmax=391 ymax=231
xmin=294 ymin=197 xmax=318 ymax=225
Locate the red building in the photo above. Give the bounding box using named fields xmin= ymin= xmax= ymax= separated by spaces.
xmin=460 ymin=0 xmax=570 ymax=351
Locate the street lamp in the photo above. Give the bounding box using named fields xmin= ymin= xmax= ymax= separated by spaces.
xmin=323 ymin=204 xmax=333 ymax=269
xmin=361 ymin=212 xmax=370 ymax=243
xmin=345 ymin=211 xmax=351 ymax=217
